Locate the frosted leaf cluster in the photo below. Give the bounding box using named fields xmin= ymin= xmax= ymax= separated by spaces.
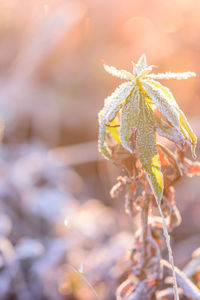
xmin=98 ymin=54 xmax=196 ymax=202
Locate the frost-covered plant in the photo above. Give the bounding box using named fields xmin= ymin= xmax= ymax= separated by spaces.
xmin=99 ymin=54 xmax=196 ymax=203
xmin=98 ymin=54 xmax=200 ymax=300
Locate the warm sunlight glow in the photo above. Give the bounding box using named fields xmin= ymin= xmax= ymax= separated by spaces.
xmin=64 ymin=218 xmax=68 ymax=227
xmin=0 ymin=0 xmax=199 ymax=299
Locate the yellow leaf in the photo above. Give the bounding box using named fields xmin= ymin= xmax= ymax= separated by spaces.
xmin=144 ymin=79 xmax=178 ymax=108
xmin=142 ymin=81 xmax=180 ymax=131
xmin=106 ymin=118 xmax=120 ymax=143
xmin=178 ymin=109 xmax=197 ymax=158
xmin=145 ymin=79 xmax=197 ymax=156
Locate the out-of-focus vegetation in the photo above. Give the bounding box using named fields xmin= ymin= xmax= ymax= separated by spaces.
xmin=0 ymin=0 xmax=199 ymax=299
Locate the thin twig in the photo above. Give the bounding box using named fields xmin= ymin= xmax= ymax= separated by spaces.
xmin=68 ymin=265 xmax=101 ymax=300
xmin=156 ymin=201 xmax=180 ymax=300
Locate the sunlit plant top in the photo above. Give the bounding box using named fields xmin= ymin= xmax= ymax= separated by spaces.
xmin=98 ymin=54 xmax=197 ymax=203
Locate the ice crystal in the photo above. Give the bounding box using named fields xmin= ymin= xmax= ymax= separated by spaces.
xmin=98 ymin=54 xmax=196 ymax=202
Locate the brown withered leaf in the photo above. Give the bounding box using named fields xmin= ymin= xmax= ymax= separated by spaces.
xmin=110 ymin=144 xmax=136 ymax=176
xmin=157 ymin=144 xmax=182 ymax=188
xmin=183 ymin=158 xmax=200 ymax=177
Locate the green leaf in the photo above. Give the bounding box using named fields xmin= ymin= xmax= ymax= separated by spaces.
xmin=145 ymin=80 xmax=197 ymax=156
xmin=133 ymin=54 xmax=147 ymax=77
xmin=120 ymin=86 xmax=140 ymax=153
xmin=136 ymin=99 xmax=163 ymax=202
xmin=104 ymin=64 xmax=135 ymax=80
xmin=147 ymin=71 xmax=196 ymax=80
xmin=142 ymin=80 xmax=180 ymax=131
xmin=98 ymin=82 xmax=134 ymax=160
xmin=98 ymin=111 xmax=112 ymax=160
xmin=143 ymin=79 xmax=178 ymax=108
xmin=102 ymin=82 xmax=134 ymax=123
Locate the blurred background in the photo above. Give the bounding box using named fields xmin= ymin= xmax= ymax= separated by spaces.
xmin=0 ymin=0 xmax=199 ymax=299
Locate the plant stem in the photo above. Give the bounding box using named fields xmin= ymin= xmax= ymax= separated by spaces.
xmin=156 ymin=202 xmax=179 ymax=300
xmin=140 ymin=196 xmax=149 ymax=274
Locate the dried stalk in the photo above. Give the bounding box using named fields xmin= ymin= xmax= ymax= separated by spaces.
xmin=156 ymin=201 xmax=179 ymax=300
xmin=140 ymin=196 xmax=149 ymax=273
